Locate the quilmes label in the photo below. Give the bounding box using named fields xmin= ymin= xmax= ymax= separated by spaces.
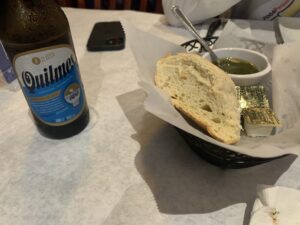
xmin=14 ymin=45 xmax=86 ymax=126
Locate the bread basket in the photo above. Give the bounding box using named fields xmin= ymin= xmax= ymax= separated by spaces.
xmin=178 ymin=39 xmax=284 ymax=168
xmin=125 ymin=23 xmax=298 ymax=169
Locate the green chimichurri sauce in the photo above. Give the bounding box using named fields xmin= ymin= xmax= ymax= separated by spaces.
xmin=219 ymin=57 xmax=259 ymax=75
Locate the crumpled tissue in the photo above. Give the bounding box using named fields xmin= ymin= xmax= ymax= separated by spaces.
xmin=250 ymin=185 xmax=300 ymax=225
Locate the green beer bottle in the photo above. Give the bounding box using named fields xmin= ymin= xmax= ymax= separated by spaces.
xmin=0 ymin=0 xmax=90 ymax=139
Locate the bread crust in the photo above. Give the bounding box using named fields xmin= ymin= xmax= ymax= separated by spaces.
xmin=155 ymin=53 xmax=240 ymax=144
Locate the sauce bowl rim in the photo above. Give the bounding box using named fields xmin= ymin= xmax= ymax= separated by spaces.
xmin=203 ymin=47 xmax=271 ymax=78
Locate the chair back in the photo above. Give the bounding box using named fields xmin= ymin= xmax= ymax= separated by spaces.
xmin=55 ymin=0 xmax=163 ymax=13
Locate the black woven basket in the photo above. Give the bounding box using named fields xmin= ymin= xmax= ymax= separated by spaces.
xmin=177 ymin=129 xmax=286 ymax=169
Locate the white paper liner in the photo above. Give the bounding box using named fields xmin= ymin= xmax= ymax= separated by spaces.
xmin=123 ymin=21 xmax=300 ymax=158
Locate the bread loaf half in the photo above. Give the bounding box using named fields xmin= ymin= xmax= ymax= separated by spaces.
xmin=155 ymin=53 xmax=240 ymax=144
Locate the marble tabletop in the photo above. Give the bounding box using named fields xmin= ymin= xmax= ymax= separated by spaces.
xmin=0 ymin=7 xmax=299 ymax=225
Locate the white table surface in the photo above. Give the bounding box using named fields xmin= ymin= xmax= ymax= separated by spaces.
xmin=0 ymin=7 xmax=299 ymax=225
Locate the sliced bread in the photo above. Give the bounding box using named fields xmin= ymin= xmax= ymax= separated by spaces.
xmin=155 ymin=53 xmax=240 ymax=144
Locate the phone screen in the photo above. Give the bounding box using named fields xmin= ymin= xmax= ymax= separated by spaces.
xmin=87 ymin=21 xmax=125 ymax=51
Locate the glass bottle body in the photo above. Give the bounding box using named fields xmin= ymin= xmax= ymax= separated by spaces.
xmin=0 ymin=0 xmax=90 ymax=139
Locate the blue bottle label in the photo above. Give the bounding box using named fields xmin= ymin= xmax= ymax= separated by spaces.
xmin=14 ymin=45 xmax=86 ymax=125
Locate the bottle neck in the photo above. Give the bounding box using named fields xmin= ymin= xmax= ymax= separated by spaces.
xmin=0 ymin=0 xmax=68 ymax=44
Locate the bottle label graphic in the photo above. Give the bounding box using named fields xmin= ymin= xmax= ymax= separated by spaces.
xmin=14 ymin=45 xmax=86 ymax=125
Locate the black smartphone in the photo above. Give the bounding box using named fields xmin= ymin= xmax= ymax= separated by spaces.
xmin=87 ymin=21 xmax=125 ymax=51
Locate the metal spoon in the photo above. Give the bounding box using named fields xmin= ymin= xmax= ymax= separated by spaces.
xmin=171 ymin=5 xmax=220 ymax=66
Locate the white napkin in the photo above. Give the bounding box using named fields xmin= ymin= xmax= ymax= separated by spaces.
xmin=250 ymin=185 xmax=300 ymax=225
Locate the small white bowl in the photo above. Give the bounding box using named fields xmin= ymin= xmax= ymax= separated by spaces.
xmin=203 ymin=48 xmax=271 ymax=86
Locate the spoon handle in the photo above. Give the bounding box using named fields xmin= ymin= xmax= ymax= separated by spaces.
xmin=171 ymin=5 xmax=219 ymax=65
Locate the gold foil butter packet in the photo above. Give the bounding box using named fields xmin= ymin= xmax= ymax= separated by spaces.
xmin=236 ymin=85 xmax=270 ymax=109
xmin=243 ymin=108 xmax=280 ymax=126
xmin=243 ymin=108 xmax=280 ymax=137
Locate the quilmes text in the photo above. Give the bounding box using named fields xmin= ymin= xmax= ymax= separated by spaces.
xmin=21 ymin=55 xmax=76 ymax=93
